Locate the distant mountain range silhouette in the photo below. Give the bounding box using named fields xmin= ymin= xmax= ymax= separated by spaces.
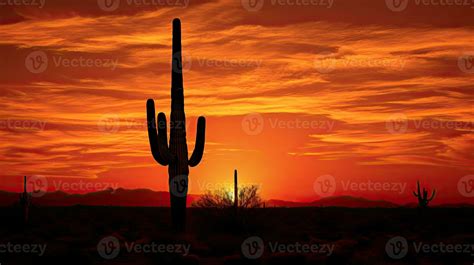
xmin=267 ymin=196 xmax=473 ymax=208
xmin=0 ymin=188 xmax=199 ymax=207
xmin=0 ymin=189 xmax=472 ymax=208
xmin=267 ymin=196 xmax=399 ymax=208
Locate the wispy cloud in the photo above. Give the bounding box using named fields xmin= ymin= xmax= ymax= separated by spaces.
xmin=0 ymin=0 xmax=472 ymax=203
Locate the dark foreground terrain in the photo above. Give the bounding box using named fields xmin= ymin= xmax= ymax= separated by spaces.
xmin=0 ymin=207 xmax=472 ymax=265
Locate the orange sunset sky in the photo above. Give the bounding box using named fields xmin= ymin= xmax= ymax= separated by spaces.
xmin=0 ymin=0 xmax=473 ymax=204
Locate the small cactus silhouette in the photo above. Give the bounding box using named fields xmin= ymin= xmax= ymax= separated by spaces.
xmin=413 ymin=180 xmax=436 ymax=208
xmin=19 ymin=176 xmax=31 ymax=224
xmin=234 ymin=169 xmax=238 ymax=209
xmin=146 ymin=18 xmax=206 ymax=230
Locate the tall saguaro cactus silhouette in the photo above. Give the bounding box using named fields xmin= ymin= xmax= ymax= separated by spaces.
xmin=19 ymin=176 xmax=31 ymax=224
xmin=413 ymin=181 xmax=436 ymax=208
xmin=146 ymin=18 xmax=206 ymax=230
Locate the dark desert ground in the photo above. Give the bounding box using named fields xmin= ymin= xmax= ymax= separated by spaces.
xmin=1 ymin=206 xmax=473 ymax=265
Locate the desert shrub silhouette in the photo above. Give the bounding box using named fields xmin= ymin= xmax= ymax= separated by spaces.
xmin=146 ymin=18 xmax=206 ymax=231
xmin=193 ymin=183 xmax=263 ymax=234
xmin=413 ymin=180 xmax=436 ymax=208
xmin=192 ymin=170 xmax=263 ymax=233
xmin=193 ymin=189 xmax=234 ymax=209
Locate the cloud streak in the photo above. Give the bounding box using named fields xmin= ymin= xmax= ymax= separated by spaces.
xmin=0 ymin=0 xmax=472 ymax=203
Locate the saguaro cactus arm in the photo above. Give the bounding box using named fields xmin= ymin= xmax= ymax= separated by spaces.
xmin=188 ymin=116 xmax=206 ymax=167
xmin=427 ymin=189 xmax=436 ymax=201
xmin=413 ymin=180 xmax=421 ymax=198
xmin=147 ymin=99 xmax=174 ymax=165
